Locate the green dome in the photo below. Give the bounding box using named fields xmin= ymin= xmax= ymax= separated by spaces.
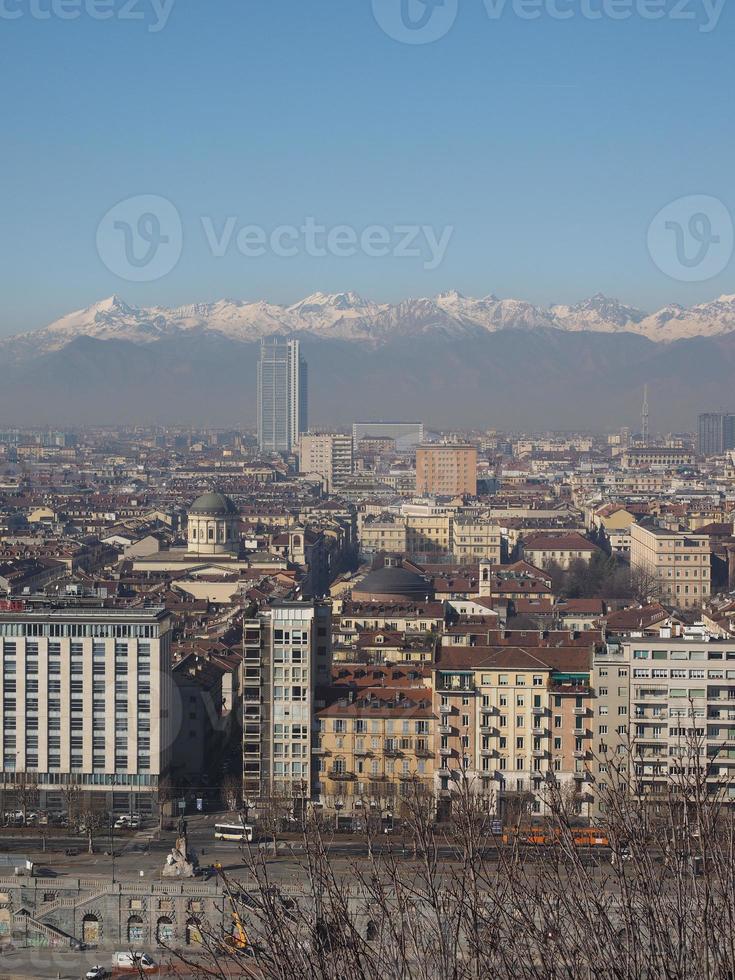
xmin=189 ymin=492 xmax=239 ymax=517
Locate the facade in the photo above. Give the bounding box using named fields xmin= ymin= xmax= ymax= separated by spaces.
xmin=520 ymin=532 xmax=600 ymax=570
xmin=0 ymin=874 xmax=224 ymax=951
xmin=621 ymin=447 xmax=695 ymax=469
xmin=299 ymin=433 xmax=354 ymax=491
xmin=257 ymin=338 xmax=308 ymax=453
xmin=431 ymin=647 xmax=595 ymax=820
xmin=0 ymin=605 xmax=173 ymax=816
xmin=697 ymin=412 xmax=735 ymax=457
xmin=593 ymin=635 xmax=735 ymax=810
xmin=415 ymin=444 xmax=478 ymax=497
xmin=630 ymin=523 xmax=711 ymax=610
xmin=242 ymin=601 xmax=331 ymax=809
xmin=315 ymin=689 xmax=436 ymax=818
xmin=352 ymin=421 xmax=424 ymax=452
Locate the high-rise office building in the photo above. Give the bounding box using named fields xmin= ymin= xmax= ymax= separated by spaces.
xmin=257 ymin=339 xmax=308 ymax=453
xmin=698 ymin=412 xmax=735 ymax=456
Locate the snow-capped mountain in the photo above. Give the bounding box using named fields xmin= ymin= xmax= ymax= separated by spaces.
xmin=3 ymin=290 xmax=735 ymax=361
xmin=551 ymin=293 xmax=647 ymax=332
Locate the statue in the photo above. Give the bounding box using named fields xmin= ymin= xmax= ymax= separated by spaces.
xmin=162 ymin=831 xmax=198 ymax=878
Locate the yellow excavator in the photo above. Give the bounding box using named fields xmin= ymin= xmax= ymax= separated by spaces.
xmin=214 ymin=862 xmax=249 ymax=951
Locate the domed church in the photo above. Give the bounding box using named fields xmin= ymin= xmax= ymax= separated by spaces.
xmin=187 ymin=491 xmax=240 ymax=556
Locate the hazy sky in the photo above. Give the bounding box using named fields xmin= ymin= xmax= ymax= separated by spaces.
xmin=1 ymin=0 xmax=733 ymax=335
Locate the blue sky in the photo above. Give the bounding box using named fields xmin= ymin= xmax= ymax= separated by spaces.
xmin=0 ymin=0 xmax=733 ymax=334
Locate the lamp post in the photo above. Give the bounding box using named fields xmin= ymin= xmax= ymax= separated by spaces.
xmin=334 ymin=798 xmax=344 ymax=832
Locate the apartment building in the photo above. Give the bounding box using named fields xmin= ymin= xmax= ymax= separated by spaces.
xmin=593 ymin=635 xmax=735 ymax=809
xmin=630 ymin=523 xmax=711 ymax=610
xmin=299 ymin=433 xmax=354 ymax=491
xmin=358 ymin=508 xmax=500 ymax=563
xmin=315 ymin=688 xmax=436 ymax=818
xmin=431 ymin=646 xmax=595 ymax=821
xmin=451 ymin=517 xmax=502 ymax=563
xmin=358 ymin=516 xmax=409 ymax=558
xmin=242 ymin=601 xmax=331 ymax=810
xmin=415 ymin=444 xmax=478 ymax=497
xmin=0 ymin=604 xmax=173 ymax=816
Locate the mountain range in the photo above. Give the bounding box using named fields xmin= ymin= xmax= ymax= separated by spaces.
xmin=4 ymin=290 xmax=735 ymax=361
xmin=1 ymin=290 xmax=734 ymax=430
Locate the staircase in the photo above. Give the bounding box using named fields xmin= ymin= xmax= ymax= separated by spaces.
xmin=12 ymin=911 xmax=76 ymax=947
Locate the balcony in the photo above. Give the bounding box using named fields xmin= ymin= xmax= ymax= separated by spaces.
xmin=312 ymin=745 xmax=330 ymax=756
xmin=573 ymin=750 xmax=589 ymax=760
xmin=573 ymin=707 xmax=587 ymax=716
xmin=439 ymin=705 xmax=453 ymax=715
xmin=438 ymin=724 xmax=453 ymax=735
xmin=354 ymin=747 xmax=370 ymax=757
xmin=384 ymin=747 xmax=401 ymax=757
xmin=479 ymin=725 xmax=498 ymax=736
xmin=532 ymin=749 xmax=548 ymax=759
xmin=439 ymin=747 xmax=453 ymax=757
xmin=480 ymin=748 xmax=496 ymax=757
xmin=328 ymin=769 xmax=356 ymax=781
xmin=415 ymin=746 xmax=432 ymax=758
xmin=532 ymin=707 xmax=546 ymax=716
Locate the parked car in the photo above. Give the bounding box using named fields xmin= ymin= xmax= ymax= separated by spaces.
xmin=85 ymin=965 xmax=109 ymax=978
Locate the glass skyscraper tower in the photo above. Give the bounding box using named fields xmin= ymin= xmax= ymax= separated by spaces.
xmin=257 ymin=338 xmax=308 ymax=453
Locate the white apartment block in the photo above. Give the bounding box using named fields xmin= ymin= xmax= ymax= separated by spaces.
xmin=593 ymin=635 xmax=735 ymax=809
xmin=0 ymin=605 xmax=173 ymax=816
xmin=299 ymin=433 xmax=353 ymax=491
xmin=242 ymin=601 xmax=331 ymax=810
xmin=630 ymin=523 xmax=711 ymax=610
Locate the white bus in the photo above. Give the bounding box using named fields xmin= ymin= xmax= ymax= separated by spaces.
xmin=214 ymin=823 xmax=253 ymax=842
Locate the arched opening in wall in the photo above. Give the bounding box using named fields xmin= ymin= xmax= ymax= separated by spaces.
xmin=482 ymin=567 xmax=489 ymax=582
xmin=292 ymin=535 xmax=301 ymax=549
xmin=186 ymin=918 xmax=202 ymax=945
xmin=127 ymin=915 xmax=144 ymax=944
xmin=157 ymin=916 xmax=175 ymax=945
xmin=82 ymin=913 xmax=100 ymax=945
xmin=208 ymin=527 xmax=214 ymax=541
xmin=366 ymin=919 xmax=379 ymax=941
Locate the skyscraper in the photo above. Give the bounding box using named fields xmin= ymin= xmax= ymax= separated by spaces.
xmin=698 ymin=412 xmax=735 ymax=456
xmin=257 ymin=339 xmax=308 ymax=453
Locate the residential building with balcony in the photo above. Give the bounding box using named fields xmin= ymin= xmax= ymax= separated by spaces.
xmin=314 ymin=688 xmax=436 ymax=818
xmin=430 ymin=645 xmax=595 ymax=821
xmin=241 ymin=601 xmax=332 ymax=811
xmin=593 ymin=635 xmax=735 ymax=812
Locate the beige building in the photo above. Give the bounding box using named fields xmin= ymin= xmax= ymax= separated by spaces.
xmin=0 ymin=605 xmax=173 ymax=816
xmin=451 ymin=517 xmax=502 ymax=563
xmin=630 ymin=523 xmax=711 ymax=610
xmin=416 ymin=444 xmax=477 ymax=497
xmin=432 ymin=646 xmax=595 ymax=821
xmin=299 ymin=433 xmax=353 ymax=491
xmin=315 ymin=688 xmax=436 ymax=818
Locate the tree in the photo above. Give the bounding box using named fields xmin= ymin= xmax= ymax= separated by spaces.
xmin=165 ymin=760 xmax=735 ymax=980
xmin=221 ymin=774 xmax=241 ymax=813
